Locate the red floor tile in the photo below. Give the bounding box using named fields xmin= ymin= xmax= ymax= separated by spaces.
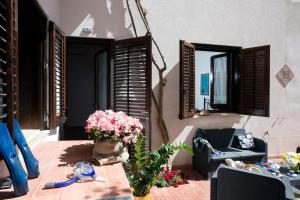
xmin=150 ymin=166 xmax=210 ymax=200
xmin=0 ymin=141 xmax=213 ymax=200
xmin=0 ymin=141 xmax=132 ymax=200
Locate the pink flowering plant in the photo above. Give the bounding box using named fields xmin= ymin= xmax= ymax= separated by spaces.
xmin=85 ymin=110 xmax=143 ymax=144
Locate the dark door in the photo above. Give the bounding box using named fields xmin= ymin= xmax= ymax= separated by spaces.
xmin=62 ymin=37 xmax=112 ymax=140
xmin=18 ymin=0 xmax=48 ymax=129
xmin=210 ymin=53 xmax=230 ymax=110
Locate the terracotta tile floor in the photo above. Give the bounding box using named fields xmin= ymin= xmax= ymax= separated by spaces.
xmin=0 ymin=141 xmax=132 ymax=200
xmin=151 ymin=166 xmax=210 ymax=200
xmin=0 ymin=140 xmax=212 ymax=200
xmin=2 ymin=139 xmax=283 ymax=200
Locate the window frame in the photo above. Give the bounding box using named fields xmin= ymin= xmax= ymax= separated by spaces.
xmin=191 ymin=43 xmax=242 ymax=114
xmin=210 ymin=53 xmax=231 ymax=111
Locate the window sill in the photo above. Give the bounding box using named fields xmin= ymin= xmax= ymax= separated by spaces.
xmin=192 ymin=112 xmax=240 ymax=119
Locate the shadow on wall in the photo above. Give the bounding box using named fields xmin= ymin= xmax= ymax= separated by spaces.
xmin=61 ymin=0 xmax=134 ymax=39
xmin=151 ymin=62 xmax=243 ymax=166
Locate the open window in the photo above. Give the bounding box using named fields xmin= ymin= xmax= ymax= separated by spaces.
xmin=179 ymin=41 xmax=270 ymax=119
xmin=49 ymin=21 xmax=66 ymax=128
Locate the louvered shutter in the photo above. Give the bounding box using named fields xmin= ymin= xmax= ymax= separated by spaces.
xmin=49 ymin=21 xmax=66 ymax=128
xmin=0 ymin=0 xmax=18 ymax=136
xmin=179 ymin=40 xmax=195 ymax=119
xmin=240 ymin=45 xmax=270 ymax=117
xmin=0 ymin=0 xmax=9 ymax=123
xmin=11 ymin=0 xmax=18 ymax=119
xmin=113 ymin=36 xmax=152 ymax=149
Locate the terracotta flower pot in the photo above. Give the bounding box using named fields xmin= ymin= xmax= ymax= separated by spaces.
xmin=94 ymin=140 xmax=123 ymax=155
xmin=92 ymin=140 xmax=129 ymax=165
xmin=133 ymin=193 xmax=151 ymax=200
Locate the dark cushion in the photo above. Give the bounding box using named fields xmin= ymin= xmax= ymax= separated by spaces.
xmin=211 ymin=152 xmax=241 ymax=161
xmin=204 ymin=128 xmax=235 ymax=150
xmin=233 ymin=150 xmax=266 ymax=158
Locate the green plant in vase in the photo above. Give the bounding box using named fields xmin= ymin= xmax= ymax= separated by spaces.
xmin=124 ymin=134 xmax=192 ymax=199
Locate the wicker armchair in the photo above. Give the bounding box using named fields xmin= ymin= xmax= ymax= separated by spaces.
xmin=192 ymin=128 xmax=267 ymax=178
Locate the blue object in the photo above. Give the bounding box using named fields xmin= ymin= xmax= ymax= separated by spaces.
xmin=13 ymin=119 xmax=40 ymax=179
xmin=44 ymin=162 xmax=96 ymax=189
xmin=201 ymin=73 xmax=209 ymax=95
xmin=0 ymin=123 xmax=28 ymax=196
xmin=44 ymin=177 xmax=79 ymax=189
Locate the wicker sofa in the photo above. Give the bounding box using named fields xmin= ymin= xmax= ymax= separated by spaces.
xmin=192 ymin=128 xmax=267 ymax=178
xmin=211 ymin=164 xmax=298 ymax=200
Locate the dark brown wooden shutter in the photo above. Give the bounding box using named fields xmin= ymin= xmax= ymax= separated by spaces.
xmin=49 ymin=21 xmax=66 ymax=128
xmin=114 ymin=36 xmax=152 ymax=119
xmin=240 ymin=45 xmax=270 ymax=117
xmin=11 ymin=0 xmax=18 ymax=119
xmin=114 ymin=36 xmax=152 ymax=153
xmin=0 ymin=0 xmax=18 ymax=136
xmin=179 ymin=40 xmax=195 ymax=119
xmin=0 ymin=0 xmax=9 ymax=123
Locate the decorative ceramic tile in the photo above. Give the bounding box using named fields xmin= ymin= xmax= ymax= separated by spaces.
xmin=276 ymin=64 xmax=294 ymax=88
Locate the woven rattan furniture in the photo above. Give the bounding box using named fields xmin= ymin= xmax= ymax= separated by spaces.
xmin=192 ymin=128 xmax=267 ymax=178
xmin=211 ymin=164 xmax=298 ymax=200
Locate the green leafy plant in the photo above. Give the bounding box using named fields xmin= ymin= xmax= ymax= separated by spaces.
xmin=124 ymin=134 xmax=192 ymax=197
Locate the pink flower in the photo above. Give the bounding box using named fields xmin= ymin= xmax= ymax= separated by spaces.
xmin=85 ymin=110 xmax=143 ymax=144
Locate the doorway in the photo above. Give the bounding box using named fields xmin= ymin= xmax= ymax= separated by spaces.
xmin=61 ymin=37 xmax=113 ymax=140
xmin=18 ymin=0 xmax=47 ymax=129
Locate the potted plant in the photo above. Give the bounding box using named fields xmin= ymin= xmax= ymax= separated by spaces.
xmin=282 ymin=152 xmax=300 ymax=172
xmin=153 ymin=168 xmax=188 ymax=188
xmin=85 ymin=110 xmax=143 ymax=164
xmin=124 ymin=134 xmax=192 ymax=200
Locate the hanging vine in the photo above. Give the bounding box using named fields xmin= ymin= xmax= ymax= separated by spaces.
xmin=126 ymin=0 xmax=170 ymax=143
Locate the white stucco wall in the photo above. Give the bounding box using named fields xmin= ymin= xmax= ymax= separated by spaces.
xmin=55 ymin=0 xmax=300 ymax=165
xmin=60 ymin=0 xmax=133 ymax=39
xmin=37 ymin=0 xmax=61 ymax=27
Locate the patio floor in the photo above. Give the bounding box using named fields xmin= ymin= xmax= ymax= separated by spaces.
xmin=151 ymin=166 xmax=210 ymax=200
xmin=0 ymin=141 xmax=132 ymax=200
xmin=0 ymin=140 xmax=212 ymax=200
